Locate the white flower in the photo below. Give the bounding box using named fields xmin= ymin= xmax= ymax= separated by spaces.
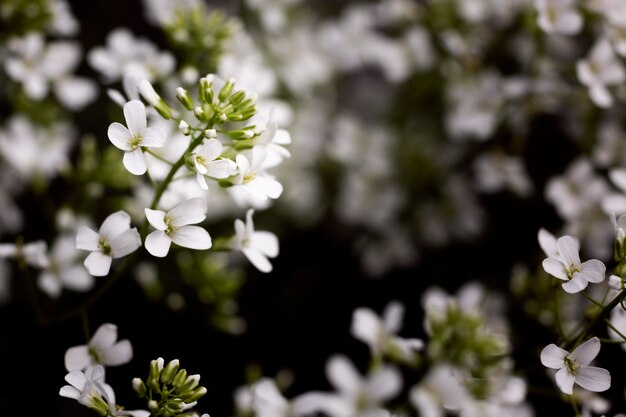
xmin=231 ymin=147 xmax=283 ymax=201
xmin=38 ymin=235 xmax=94 ymax=298
xmin=0 ymin=240 xmax=49 ymax=268
xmin=297 ymin=356 xmax=402 ymax=417
xmin=108 ymin=100 xmax=167 ymax=175
xmin=76 ymin=211 xmax=142 ymax=276
xmin=231 ymin=209 xmax=279 ymax=273
xmin=540 ymin=337 xmax=610 ymax=394
xmin=59 ymin=366 xmax=116 ymax=415
xmin=4 ymin=33 xmax=97 ymax=109
xmin=145 ymin=197 xmax=212 ymax=257
xmin=351 ymin=301 xmax=423 ymax=362
xmin=535 ymin=0 xmax=582 ymax=35
xmin=65 ymin=323 xmax=133 ymax=371
xmin=542 ymin=235 xmax=606 ymax=293
xmin=191 ymin=139 xmax=238 ymax=190
xmin=252 ymin=109 xmax=292 ymax=168
xmin=577 ymin=38 xmax=625 ymax=108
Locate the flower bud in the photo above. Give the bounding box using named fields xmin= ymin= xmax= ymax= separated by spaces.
xmin=173 ymin=368 xmax=188 ymax=388
xmin=218 ymin=78 xmax=235 ymax=102
xmin=178 ymin=120 xmax=191 ymax=135
xmin=204 ymin=129 xmax=217 ymax=139
xmin=139 ymin=80 xmax=172 ymax=119
xmin=176 ymin=87 xmax=194 ymax=111
xmin=161 ymin=359 xmax=180 ymax=385
xmin=132 ymin=377 xmax=147 ymax=397
xmin=609 ymin=274 xmax=623 ymax=290
xmin=181 ymin=386 xmax=207 ymax=402
xmin=194 ymin=106 xmax=209 ymax=122
xmin=178 ymin=374 xmax=200 ymax=393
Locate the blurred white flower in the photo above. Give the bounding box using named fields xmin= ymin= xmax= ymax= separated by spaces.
xmin=231 ymin=209 xmax=279 ymax=273
xmin=65 ymin=323 xmax=133 ymax=372
xmin=76 ymin=211 xmax=142 ymax=276
xmin=577 ymin=38 xmax=625 ymax=108
xmin=535 ymin=0 xmax=582 ymax=35
xmin=38 ymin=235 xmax=94 ymax=298
xmin=473 ymin=152 xmax=532 ymax=196
xmin=0 ymin=240 xmax=49 ymax=268
xmin=4 ymin=33 xmax=96 ymax=110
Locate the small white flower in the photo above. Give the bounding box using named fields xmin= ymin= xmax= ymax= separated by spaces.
xmin=38 ymin=235 xmax=94 ymax=298
xmin=231 ymin=147 xmax=283 ymax=201
xmin=231 ymin=209 xmax=279 ymax=273
xmin=253 ymin=109 xmax=292 ymax=168
xmin=577 ymin=38 xmax=626 ymax=108
xmin=76 ymin=211 xmax=142 ymax=276
xmin=540 ymin=337 xmax=610 ymax=394
xmin=351 ymin=301 xmax=423 ymax=362
xmin=59 ymin=366 xmax=116 ymax=414
xmin=191 ymin=139 xmax=238 ymax=190
xmin=65 ymin=323 xmax=133 ymax=372
xmin=542 ymin=235 xmax=605 ymax=293
xmin=107 ymin=100 xmax=167 ymax=175
xmin=0 ymin=240 xmax=49 ymax=268
xmin=145 ymin=197 xmax=212 ymax=257
xmin=535 ymin=0 xmax=582 ymax=35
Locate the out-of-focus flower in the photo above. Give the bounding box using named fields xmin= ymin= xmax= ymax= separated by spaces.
xmin=231 ymin=209 xmax=278 ymax=273
xmin=535 ymin=0 xmax=582 ymax=35
xmin=577 ymin=38 xmax=625 ymax=108
xmin=38 ymin=235 xmax=93 ymax=298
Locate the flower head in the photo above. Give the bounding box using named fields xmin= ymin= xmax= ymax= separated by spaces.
xmin=231 ymin=209 xmax=279 ymax=273
xmin=65 ymin=323 xmax=133 ymax=372
xmin=145 ymin=197 xmax=212 ymax=257
xmin=540 ymin=338 xmax=610 ymax=395
xmin=107 ymin=100 xmax=167 ymax=175
xmin=76 ymin=211 xmax=142 ymax=276
xmin=191 ymin=138 xmax=238 ymax=190
xmin=542 ymin=235 xmax=605 ymax=293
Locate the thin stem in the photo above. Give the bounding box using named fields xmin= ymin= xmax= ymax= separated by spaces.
xmin=580 ymin=291 xmax=604 ymax=308
xmin=145 ymin=149 xmax=175 ymax=166
xmin=605 ymin=318 xmax=626 ymax=343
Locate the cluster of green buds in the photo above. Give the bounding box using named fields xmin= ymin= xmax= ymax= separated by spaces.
xmin=425 ymin=302 xmax=509 ymax=393
xmin=177 ymin=75 xmax=257 ymax=127
xmin=133 ymin=358 xmax=207 ymax=417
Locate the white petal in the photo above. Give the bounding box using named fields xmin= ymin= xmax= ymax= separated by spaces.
xmin=99 ymin=211 xmax=131 ymax=240
xmin=555 ymin=367 xmax=575 ymax=395
xmin=196 ymin=173 xmax=209 ymax=190
xmin=64 ymin=346 xmax=91 ymax=371
xmin=256 ymin=176 xmax=283 ymax=199
xmin=538 ymin=228 xmax=558 ymax=257
xmin=24 ymin=74 xmax=48 ymax=100
xmin=570 ymin=337 xmax=601 ymax=366
xmin=54 ymin=77 xmax=97 ymax=110
xmin=65 ymin=370 xmax=87 ymax=391
xmin=542 ymin=258 xmax=567 ymax=280
xmin=383 ymin=301 xmax=404 ymax=334
xmin=145 ymin=209 xmax=167 ymax=230
xmin=109 ymin=228 xmax=141 ymax=258
xmin=200 ymin=138 xmax=223 ymax=161
xmin=540 ymin=344 xmax=567 ymax=369
xmin=123 ymin=100 xmax=147 ymax=135
xmin=251 ymin=231 xmax=279 ymax=257
xmin=76 ymin=226 xmax=100 ymax=251
xmin=351 ymin=308 xmax=380 ymax=348
xmin=102 ymin=340 xmax=133 ymax=366
xmin=59 ymin=385 xmax=81 ymax=400
xmin=84 ymin=252 xmax=112 ymax=276
xmin=61 ymin=266 xmax=95 ymax=292
xmin=141 ymin=127 xmax=167 ymax=148
xmin=580 ymin=260 xmax=606 ymax=283
xmin=170 ymin=226 xmax=212 ymax=250
xmin=91 ymin=323 xmax=118 ymax=350
xmin=590 ymin=84 xmax=613 ymax=108
xmin=145 ymin=231 xmax=171 ymax=258
xmin=168 ymin=197 xmax=207 ymax=226
xmin=242 ymin=247 xmax=272 ymax=273
xmin=562 ymin=275 xmax=588 ymax=293
xmin=205 ymin=160 xmax=236 ymax=179
xmin=556 ymin=236 xmax=580 ymax=266
xmin=107 ymin=122 xmax=133 ymax=151
xmin=326 ymin=355 xmax=361 ymax=396
xmin=366 ymin=366 xmax=402 ymax=402
xmin=38 ymin=272 xmax=62 ymax=298
xmin=123 ymin=148 xmax=148 ymax=175
xmin=576 ymin=366 xmax=611 ymax=392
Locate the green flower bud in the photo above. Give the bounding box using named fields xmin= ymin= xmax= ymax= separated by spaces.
xmin=176 ymin=87 xmax=194 ymax=111
xmin=161 ymin=359 xmax=180 ymax=385
xmin=181 ymin=386 xmax=207 ymax=402
xmin=179 ymin=374 xmax=200 ymax=393
xmin=194 ymin=106 xmax=209 ymax=122
xmin=139 ymin=80 xmax=172 ymax=119
xmin=218 ymin=78 xmax=235 ymax=102
xmin=132 ymin=377 xmax=147 ymax=398
xmin=173 ymin=368 xmax=188 ymax=388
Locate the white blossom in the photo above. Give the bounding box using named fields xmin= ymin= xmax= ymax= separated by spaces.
xmin=230 ymin=147 xmax=283 ymax=201
xmin=577 ymin=38 xmax=625 ymax=108
xmin=191 ymin=139 xmax=237 ymax=190
xmin=38 ymin=235 xmax=94 ymax=298
xmin=76 ymin=211 xmax=142 ymax=276
xmin=231 ymin=209 xmax=279 ymax=273
xmin=65 ymin=323 xmax=133 ymax=372
xmin=535 ymin=0 xmax=582 ymax=35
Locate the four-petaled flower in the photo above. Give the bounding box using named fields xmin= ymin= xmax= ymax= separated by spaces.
xmin=542 ymin=235 xmax=605 ymax=293
xmin=145 ymin=197 xmax=212 ymax=257
xmin=231 ymin=209 xmax=279 ymax=273
xmin=191 ymin=138 xmax=238 ymax=190
xmin=65 ymin=323 xmax=133 ymax=372
xmin=108 ymin=100 xmax=167 ymax=175
xmin=76 ymin=211 xmax=142 ymax=276
xmin=59 ymin=366 xmax=116 ymax=415
xmin=540 ymin=337 xmax=610 ymax=395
